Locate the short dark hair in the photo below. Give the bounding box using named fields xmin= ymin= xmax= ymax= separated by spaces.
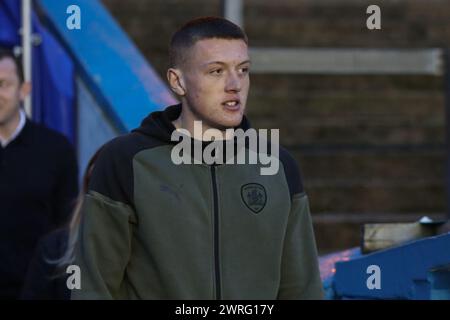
xmin=169 ymin=16 xmax=248 ymax=68
xmin=0 ymin=46 xmax=24 ymax=83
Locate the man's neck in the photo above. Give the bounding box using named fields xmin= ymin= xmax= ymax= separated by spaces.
xmin=173 ymin=104 xmax=228 ymax=141
xmin=0 ymin=110 xmax=24 ymax=145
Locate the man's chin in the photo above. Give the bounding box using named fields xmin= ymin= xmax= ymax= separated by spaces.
xmin=211 ymin=117 xmax=243 ymax=131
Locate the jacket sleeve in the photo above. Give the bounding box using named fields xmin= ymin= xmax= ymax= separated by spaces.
xmin=71 ymin=140 xmax=137 ymax=300
xmin=278 ymin=193 xmax=324 ymax=299
xmin=71 ymin=191 xmax=136 ymax=300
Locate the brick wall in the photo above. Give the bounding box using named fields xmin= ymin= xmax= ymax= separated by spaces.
xmin=102 ymin=0 xmax=450 ymax=252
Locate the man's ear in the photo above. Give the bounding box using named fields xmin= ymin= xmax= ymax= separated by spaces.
xmin=19 ymin=81 xmax=31 ymax=100
xmin=167 ymin=68 xmax=186 ymax=96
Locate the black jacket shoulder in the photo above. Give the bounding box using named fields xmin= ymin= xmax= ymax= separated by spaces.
xmin=279 ymin=146 xmax=305 ymax=199
xmin=88 ymin=131 xmax=164 ymax=208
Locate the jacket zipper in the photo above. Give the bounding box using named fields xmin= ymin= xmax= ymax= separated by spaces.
xmin=211 ymin=165 xmax=221 ymax=300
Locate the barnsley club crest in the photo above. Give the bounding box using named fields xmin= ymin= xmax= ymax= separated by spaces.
xmin=241 ymin=183 xmax=267 ymax=214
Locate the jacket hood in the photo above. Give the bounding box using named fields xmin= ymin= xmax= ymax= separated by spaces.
xmin=132 ymin=104 xmax=251 ymax=144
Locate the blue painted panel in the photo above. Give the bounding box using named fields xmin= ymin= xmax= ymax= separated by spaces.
xmin=77 ymin=77 xmax=119 ymax=182
xmin=37 ymin=0 xmax=177 ymax=132
xmin=319 ymin=247 xmax=361 ymax=299
xmin=333 ymin=233 xmax=450 ymax=299
xmin=429 ymin=265 xmax=450 ymax=300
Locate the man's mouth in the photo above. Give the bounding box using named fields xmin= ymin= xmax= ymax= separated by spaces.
xmin=222 ymin=99 xmax=241 ymax=111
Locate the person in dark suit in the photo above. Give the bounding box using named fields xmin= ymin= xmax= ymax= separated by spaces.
xmin=21 ymin=148 xmax=101 ymax=300
xmin=0 ymin=47 xmax=78 ymax=299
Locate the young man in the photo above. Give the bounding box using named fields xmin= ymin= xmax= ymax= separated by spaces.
xmin=73 ymin=17 xmax=323 ymax=300
xmin=0 ymin=47 xmax=78 ymax=299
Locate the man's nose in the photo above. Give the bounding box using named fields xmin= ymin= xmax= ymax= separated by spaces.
xmin=225 ymin=72 xmax=241 ymax=92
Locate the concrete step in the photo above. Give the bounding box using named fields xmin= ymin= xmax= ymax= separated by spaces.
xmin=247 ymin=74 xmax=444 ymax=145
xmin=294 ymin=149 xmax=445 ymax=181
xmin=267 ymin=119 xmax=444 ymax=145
xmin=248 ymin=74 xmax=443 ymax=98
xmin=312 ymin=212 xmax=447 ymax=254
xmin=248 ymin=91 xmax=444 ymax=119
xmin=306 ymin=181 xmax=445 ymax=213
xmin=293 ymin=149 xmax=445 ymax=214
xmin=245 ymin=0 xmax=450 ymax=47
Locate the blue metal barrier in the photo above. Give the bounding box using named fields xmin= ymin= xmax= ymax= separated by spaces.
xmin=330 ymin=233 xmax=450 ymax=299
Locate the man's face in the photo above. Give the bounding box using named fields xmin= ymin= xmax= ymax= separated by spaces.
xmin=179 ymin=38 xmax=250 ymax=129
xmin=0 ymin=57 xmax=25 ymax=127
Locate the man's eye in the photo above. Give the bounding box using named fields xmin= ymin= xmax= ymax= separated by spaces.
xmin=239 ymin=67 xmax=249 ymax=74
xmin=210 ymin=69 xmax=223 ymax=75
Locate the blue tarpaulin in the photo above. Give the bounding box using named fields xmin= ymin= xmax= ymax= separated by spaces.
xmin=0 ymin=0 xmax=75 ymax=144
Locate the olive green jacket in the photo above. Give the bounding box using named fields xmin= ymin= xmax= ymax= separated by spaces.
xmin=72 ymin=104 xmax=324 ymax=300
